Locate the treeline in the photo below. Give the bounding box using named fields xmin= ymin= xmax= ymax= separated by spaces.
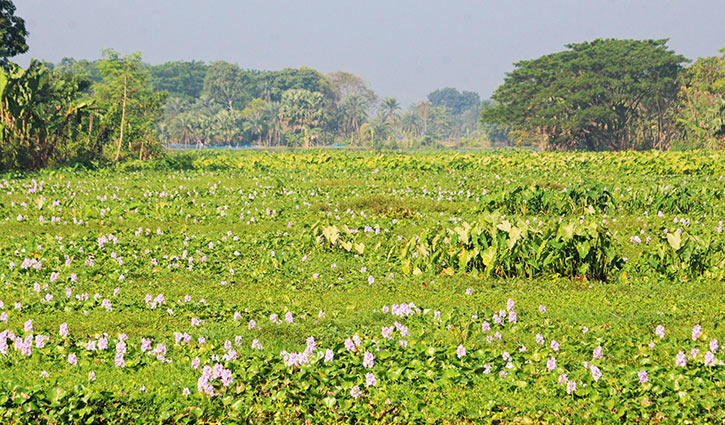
xmin=482 ymin=39 xmax=725 ymax=151
xmin=50 ymin=59 xmax=506 ymax=150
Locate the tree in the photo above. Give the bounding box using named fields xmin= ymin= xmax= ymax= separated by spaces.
xmin=428 ymin=88 xmax=480 ymax=115
xmin=676 ymin=47 xmax=725 ymax=149
xmin=149 ymin=61 xmax=208 ymax=101
xmin=258 ymin=67 xmax=335 ymax=102
xmin=202 ymin=61 xmax=252 ymax=111
xmin=0 ymin=61 xmax=91 ymax=169
xmin=327 ymin=71 xmax=377 ymax=105
xmin=482 ymin=39 xmax=688 ymax=151
xmin=380 ymin=97 xmax=400 ymax=122
xmin=0 ymin=0 xmax=28 ymax=67
xmin=95 ymin=49 xmax=166 ymax=161
xmin=278 ymin=89 xmax=326 ymax=147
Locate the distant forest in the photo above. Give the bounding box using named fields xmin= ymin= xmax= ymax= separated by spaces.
xmin=47 ymin=57 xmax=508 ymax=150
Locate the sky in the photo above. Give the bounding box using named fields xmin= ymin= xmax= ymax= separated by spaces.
xmin=13 ymin=0 xmax=725 ymax=107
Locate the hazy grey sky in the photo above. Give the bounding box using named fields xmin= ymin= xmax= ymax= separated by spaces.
xmin=13 ymin=0 xmax=725 ymax=107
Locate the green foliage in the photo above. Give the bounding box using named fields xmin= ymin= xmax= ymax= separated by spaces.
xmin=401 ymin=214 xmax=623 ymax=281
xmin=675 ymin=47 xmax=725 ymax=150
xmin=149 ymin=61 xmax=208 ymax=101
xmin=482 ymin=39 xmax=688 ymax=151
xmin=0 ymin=61 xmax=92 ymax=170
xmin=0 ymin=0 xmax=27 ymax=67
xmin=94 ymin=49 xmax=166 ymax=161
xmin=428 ymin=87 xmax=480 ymax=115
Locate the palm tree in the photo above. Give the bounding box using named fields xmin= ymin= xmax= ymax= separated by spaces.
xmin=381 ymin=97 xmax=400 ymax=122
xmin=244 ymin=111 xmax=267 ymax=146
xmin=339 ymin=94 xmax=369 ymax=143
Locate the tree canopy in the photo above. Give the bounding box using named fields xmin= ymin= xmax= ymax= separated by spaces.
xmin=482 ymin=39 xmax=688 ymax=150
xmin=0 ymin=0 xmax=28 ymax=67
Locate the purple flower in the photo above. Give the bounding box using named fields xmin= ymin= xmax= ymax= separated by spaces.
xmin=285 ymin=312 xmax=294 ymax=324
xmin=593 ymin=345 xmax=603 ymax=360
xmin=675 ymin=351 xmax=686 ymax=367
xmin=692 ymin=324 xmax=702 ymax=341
xmin=324 ymin=349 xmax=334 ymax=363
xmin=365 ymin=372 xmax=377 ymax=387
xmin=251 ymin=339 xmax=263 ymax=350
xmin=710 ymin=339 xmax=719 ymax=353
xmin=655 ymin=325 xmax=665 ymax=339
xmin=456 ymin=345 xmax=466 ymax=359
xmin=67 ymin=353 xmax=77 ymax=366
xmin=550 ymin=340 xmax=559 ymax=352
xmin=590 ymin=364 xmax=602 ymax=381
xmin=638 ymin=370 xmax=648 ymax=384
xmin=546 ymin=357 xmax=557 ymax=371
xmin=24 ymin=320 xmax=33 ymax=333
xmin=344 ymin=338 xmax=356 ymax=351
xmin=508 ymin=310 xmax=517 ymax=324
xmin=704 ymin=351 xmax=716 ymax=367
xmin=535 ymin=334 xmax=544 ymax=345
xmin=363 ymin=351 xmax=374 ymax=368
xmin=566 ymin=380 xmax=577 ymax=394
xmin=482 ymin=321 xmax=491 ymax=333
xmin=539 ymin=305 xmax=546 ymax=313
xmin=59 ymin=322 xmax=69 ymax=338
xmin=368 ymin=275 xmax=375 ymax=285
xmin=506 ymin=298 xmax=515 ymax=311
xmin=350 ymin=385 xmax=362 ymax=398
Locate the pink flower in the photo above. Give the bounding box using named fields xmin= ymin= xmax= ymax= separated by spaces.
xmin=692 ymin=324 xmax=702 ymax=341
xmin=67 ymin=353 xmax=77 ymax=366
xmin=710 ymin=339 xmax=719 ymax=353
xmin=350 ymin=385 xmax=362 ymax=398
xmin=638 ymin=370 xmax=648 ymax=384
xmin=566 ymin=380 xmax=577 ymax=394
xmin=536 ymin=334 xmax=544 ymax=345
xmin=550 ymin=340 xmax=559 ymax=352
xmin=704 ymin=351 xmax=716 ymax=367
xmin=365 ymin=372 xmax=377 ymax=387
xmin=344 ymin=338 xmax=356 ymax=351
xmin=590 ymin=364 xmax=602 ymax=381
xmin=59 ymin=322 xmax=69 ymax=338
xmin=363 ymin=351 xmax=374 ymax=368
xmin=593 ymin=345 xmax=603 ymax=360
xmin=508 ymin=310 xmax=517 ymax=324
xmin=675 ymin=351 xmax=686 ymax=367
xmin=546 ymin=357 xmax=557 ymax=371
xmin=456 ymin=345 xmax=467 ymax=359
xmin=506 ymin=298 xmax=515 ymax=311
xmin=368 ymin=275 xmax=375 ymax=285
xmin=655 ymin=325 xmax=665 ymax=339
xmin=539 ymin=305 xmax=546 ymax=313
xmin=24 ymin=320 xmax=33 ymax=333
xmin=482 ymin=321 xmax=491 ymax=332
xmin=251 ymin=339 xmax=263 ymax=350
xmin=324 ymin=349 xmax=334 ymax=363
xmin=284 ymin=312 xmax=294 ymax=324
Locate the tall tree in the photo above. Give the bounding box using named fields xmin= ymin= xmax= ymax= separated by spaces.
xmin=677 ymin=47 xmax=725 ymax=149
xmin=0 ymin=0 xmax=27 ymax=67
xmin=482 ymin=39 xmax=688 ymax=151
xmin=428 ymin=88 xmax=480 ymax=115
xmin=149 ymin=61 xmax=208 ymax=100
xmin=95 ymin=49 xmax=165 ymax=161
xmin=278 ymin=89 xmax=326 ymax=147
xmin=202 ymin=61 xmax=251 ymax=112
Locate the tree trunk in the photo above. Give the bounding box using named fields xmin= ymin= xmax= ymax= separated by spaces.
xmin=114 ymin=71 xmax=128 ymax=162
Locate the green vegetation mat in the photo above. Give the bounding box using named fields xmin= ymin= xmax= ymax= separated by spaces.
xmin=0 ymin=150 xmax=723 ymax=424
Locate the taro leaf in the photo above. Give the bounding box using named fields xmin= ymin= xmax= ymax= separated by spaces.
xmin=666 ymin=232 xmax=681 ymax=250
xmin=323 ymin=226 xmax=340 ymax=245
xmin=481 ymin=246 xmax=497 ymax=268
